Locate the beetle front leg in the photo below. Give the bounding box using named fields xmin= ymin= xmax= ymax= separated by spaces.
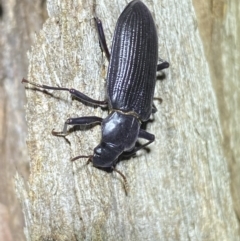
xmin=22 ymin=78 xmax=108 ymax=107
xmin=122 ymin=129 xmax=155 ymax=158
xmin=52 ymin=116 xmax=103 ymax=136
xmin=94 ymin=17 xmax=111 ymax=61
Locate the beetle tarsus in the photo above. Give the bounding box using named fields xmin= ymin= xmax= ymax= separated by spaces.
xmin=51 ymin=129 xmax=69 ymax=136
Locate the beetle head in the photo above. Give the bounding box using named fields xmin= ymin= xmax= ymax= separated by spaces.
xmin=92 ymin=142 xmax=124 ymax=172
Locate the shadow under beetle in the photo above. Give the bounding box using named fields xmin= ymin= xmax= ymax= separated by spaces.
xmin=22 ymin=0 xmax=169 ymax=192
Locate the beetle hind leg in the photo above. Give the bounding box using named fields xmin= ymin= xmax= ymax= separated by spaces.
xmin=94 ymin=17 xmax=111 ymax=61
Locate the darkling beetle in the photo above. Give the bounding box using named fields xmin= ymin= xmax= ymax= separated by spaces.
xmin=22 ymin=0 xmax=169 ymax=191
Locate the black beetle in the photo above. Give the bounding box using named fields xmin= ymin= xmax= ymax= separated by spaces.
xmin=22 ymin=0 xmax=169 ymax=189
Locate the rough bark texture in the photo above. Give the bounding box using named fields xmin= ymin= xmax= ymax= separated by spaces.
xmin=9 ymin=0 xmax=240 ymax=240
xmin=193 ymin=0 xmax=240 ymax=226
xmin=0 ymin=1 xmax=47 ymax=240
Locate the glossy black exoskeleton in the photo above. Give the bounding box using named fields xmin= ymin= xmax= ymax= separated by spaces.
xmin=22 ymin=0 xmax=169 ymax=189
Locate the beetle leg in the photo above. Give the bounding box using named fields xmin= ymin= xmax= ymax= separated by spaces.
xmin=152 ymin=98 xmax=163 ymax=113
xmin=152 ymin=103 xmax=158 ymax=113
xmin=69 ymin=88 xmax=108 ymax=107
xmin=122 ymin=129 xmax=155 ymax=158
xmin=94 ymin=17 xmax=111 ymax=61
xmin=52 ymin=116 xmax=103 ymax=136
xmin=22 ymin=78 xmax=108 ymax=107
xmin=157 ymin=58 xmax=169 ymax=71
xmin=138 ymin=129 xmax=155 ymax=141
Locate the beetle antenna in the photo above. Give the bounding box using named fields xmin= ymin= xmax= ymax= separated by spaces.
xmin=113 ymin=167 xmax=129 ymax=195
xmin=71 ymin=155 xmax=93 ymax=164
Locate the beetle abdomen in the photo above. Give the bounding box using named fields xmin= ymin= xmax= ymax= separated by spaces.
xmin=107 ymin=0 xmax=158 ymax=121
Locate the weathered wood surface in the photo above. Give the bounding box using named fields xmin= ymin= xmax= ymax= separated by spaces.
xmin=193 ymin=0 xmax=240 ymax=227
xmin=0 ymin=1 xmax=47 ymax=240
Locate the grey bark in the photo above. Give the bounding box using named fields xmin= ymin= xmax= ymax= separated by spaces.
xmin=193 ymin=0 xmax=240 ymax=224
xmin=0 ymin=1 xmax=47 ymax=240
xmin=14 ymin=0 xmax=240 ymax=240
